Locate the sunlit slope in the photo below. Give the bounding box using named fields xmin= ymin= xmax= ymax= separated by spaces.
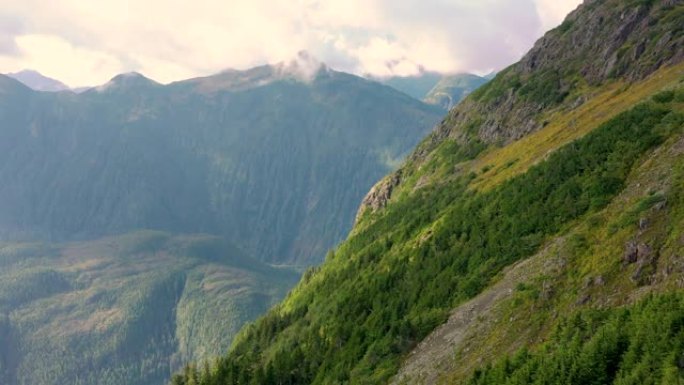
xmin=382 ymin=63 xmax=684 ymax=200
xmin=394 ymin=88 xmax=684 ymax=384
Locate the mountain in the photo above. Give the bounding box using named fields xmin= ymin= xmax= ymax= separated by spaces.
xmin=6 ymin=70 xmax=70 ymax=92
xmin=0 ymin=61 xmax=443 ymax=385
xmin=378 ymin=72 xmax=489 ymax=110
xmin=172 ymin=1 xmax=684 ymax=384
xmin=423 ymin=73 xmax=488 ymax=110
xmin=0 ymin=64 xmax=443 ymax=266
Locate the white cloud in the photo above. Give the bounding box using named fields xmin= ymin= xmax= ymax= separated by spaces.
xmin=0 ymin=0 xmax=583 ymax=87
xmin=0 ymin=34 xmax=125 ymax=86
xmin=535 ymin=0 xmax=582 ymax=31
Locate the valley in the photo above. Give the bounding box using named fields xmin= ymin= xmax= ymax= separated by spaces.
xmin=0 ymin=231 xmax=299 ymax=385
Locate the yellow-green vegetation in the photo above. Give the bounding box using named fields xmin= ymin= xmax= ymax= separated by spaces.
xmin=470 ymin=63 xmax=684 ymax=191
xmin=435 ymin=114 xmax=684 ymax=384
xmin=392 ymin=63 xmax=684 ymax=198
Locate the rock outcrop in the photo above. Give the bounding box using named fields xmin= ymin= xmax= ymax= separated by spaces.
xmin=358 ymin=0 xmax=684 ymax=217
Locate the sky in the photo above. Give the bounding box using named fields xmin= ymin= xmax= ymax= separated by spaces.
xmin=0 ymin=0 xmax=582 ymax=87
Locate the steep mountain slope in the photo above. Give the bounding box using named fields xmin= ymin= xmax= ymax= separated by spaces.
xmin=0 ymin=232 xmax=298 ymax=385
xmin=423 ymin=74 xmax=488 ymax=110
xmin=393 ymin=82 xmax=684 ymax=384
xmin=0 ymin=65 xmax=442 ymax=266
xmin=171 ymin=1 xmax=684 ymax=384
xmin=6 ymin=69 xmax=71 ymax=92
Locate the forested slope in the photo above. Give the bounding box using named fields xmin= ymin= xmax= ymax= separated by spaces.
xmin=0 ymin=66 xmax=442 ymax=266
xmin=0 ymin=232 xmax=299 ymax=385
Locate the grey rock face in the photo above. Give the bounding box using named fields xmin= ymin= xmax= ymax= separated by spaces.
xmin=624 ymin=241 xmax=639 ymax=265
xmin=356 ymin=171 xmax=402 ymax=223
xmin=441 ymin=0 xmax=683 ymax=146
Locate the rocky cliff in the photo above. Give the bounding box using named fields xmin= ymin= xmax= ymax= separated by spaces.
xmin=358 ymin=0 xmax=684 ymax=220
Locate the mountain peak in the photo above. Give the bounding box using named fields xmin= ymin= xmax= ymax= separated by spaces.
xmin=179 ymin=53 xmax=329 ymax=94
xmin=272 ymin=50 xmax=328 ymax=82
xmin=6 ymin=69 xmax=70 ymax=92
xmin=110 ymin=72 xmax=155 ymax=84
xmin=96 ymin=72 xmax=159 ymax=92
xmin=423 ymin=73 xmax=488 ymax=110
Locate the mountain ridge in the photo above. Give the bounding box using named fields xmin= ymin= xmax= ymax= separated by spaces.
xmin=376 ymin=72 xmax=489 ymax=110
xmin=6 ymin=70 xmax=70 ymax=92
xmin=0 ymin=73 xmax=30 ymax=93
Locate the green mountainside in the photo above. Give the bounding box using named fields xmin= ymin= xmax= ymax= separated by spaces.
xmin=171 ymin=1 xmax=684 ymax=384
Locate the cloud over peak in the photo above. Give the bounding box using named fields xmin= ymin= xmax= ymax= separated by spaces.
xmin=0 ymin=0 xmax=581 ymax=87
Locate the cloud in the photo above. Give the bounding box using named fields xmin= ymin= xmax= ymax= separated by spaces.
xmin=0 ymin=34 xmax=125 ymax=87
xmin=0 ymin=14 xmax=24 ymax=55
xmin=535 ymin=0 xmax=582 ymax=31
xmin=0 ymin=0 xmax=582 ymax=87
xmin=0 ymin=36 xmax=18 ymax=55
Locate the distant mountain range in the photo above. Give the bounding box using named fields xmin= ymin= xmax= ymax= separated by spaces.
xmin=0 ymin=63 xmax=443 ymax=266
xmin=6 ymin=67 xmax=490 ymax=111
xmin=374 ymin=71 xmax=443 ymax=100
xmin=376 ymin=71 xmax=490 ymax=110
xmin=6 ymin=70 xmax=70 ymax=92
